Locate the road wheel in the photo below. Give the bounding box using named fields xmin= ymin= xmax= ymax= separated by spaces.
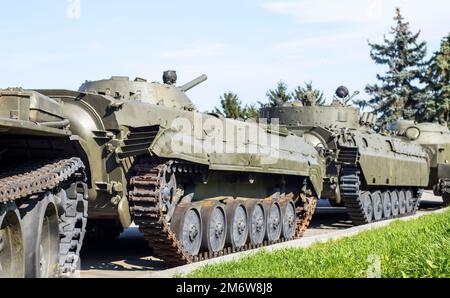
xmin=398 ymin=190 xmax=407 ymax=215
xmin=0 ymin=202 xmax=25 ymax=278
xmin=281 ymin=199 xmax=296 ymax=240
xmin=390 ymin=191 xmax=399 ymax=217
xmin=173 ymin=206 xmax=202 ymax=256
xmin=405 ymin=189 xmax=414 ymax=214
xmin=225 ymin=202 xmax=248 ymax=249
xmin=21 ymin=192 xmax=60 ymax=278
xmin=39 ymin=200 xmax=60 ymax=277
xmin=382 ymin=191 xmax=392 ymax=219
xmin=371 ymin=191 xmax=383 ymax=221
xmin=201 ymin=203 xmax=227 ymax=254
xmin=264 ymin=200 xmax=282 ymax=242
xmin=361 ymin=192 xmax=373 ymax=223
xmin=245 ymin=201 xmax=265 ymax=246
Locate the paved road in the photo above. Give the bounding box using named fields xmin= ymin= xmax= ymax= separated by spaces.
xmin=80 ymin=192 xmax=445 ymax=278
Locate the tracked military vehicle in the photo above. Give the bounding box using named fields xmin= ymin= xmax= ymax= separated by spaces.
xmin=10 ymin=71 xmax=324 ymax=269
xmin=0 ymin=88 xmax=88 ymax=278
xmin=388 ymin=120 xmax=450 ymax=206
xmin=260 ymin=86 xmax=429 ymax=225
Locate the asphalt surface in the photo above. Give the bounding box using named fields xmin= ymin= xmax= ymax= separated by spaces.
xmin=80 ymin=192 xmax=445 ymax=278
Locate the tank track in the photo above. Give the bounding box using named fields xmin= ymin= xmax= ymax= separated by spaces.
xmin=58 ymin=174 xmax=88 ymax=276
xmin=441 ymin=179 xmax=450 ymax=207
xmin=0 ymin=158 xmax=88 ymax=276
xmin=0 ymin=158 xmax=85 ymax=203
xmin=129 ymin=158 xmax=317 ymax=267
xmin=340 ymin=166 xmax=422 ymax=225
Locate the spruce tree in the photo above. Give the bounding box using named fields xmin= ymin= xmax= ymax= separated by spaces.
xmin=291 ymin=82 xmax=326 ymax=106
xmin=243 ymin=104 xmax=259 ymax=120
xmin=352 ymin=98 xmax=371 ymax=111
xmin=421 ymin=34 xmax=450 ymax=125
xmin=213 ymin=92 xmax=245 ymax=119
xmin=266 ymin=81 xmax=292 ymax=106
xmin=213 ymin=92 xmax=259 ymax=120
xmin=365 ymin=8 xmax=427 ymax=127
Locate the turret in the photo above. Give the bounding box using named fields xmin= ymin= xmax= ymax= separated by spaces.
xmin=78 ymin=71 xmax=207 ymax=111
xmin=260 ymin=86 xmax=376 ymax=132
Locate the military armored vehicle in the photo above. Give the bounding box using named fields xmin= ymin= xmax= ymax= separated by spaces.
xmin=260 ymin=86 xmax=430 ymax=225
xmin=0 ymin=70 xmax=322 ymax=270
xmin=388 ymin=120 xmax=450 ymax=206
xmin=0 ymin=88 xmax=88 ymax=278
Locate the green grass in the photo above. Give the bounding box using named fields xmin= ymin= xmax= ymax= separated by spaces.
xmin=187 ymin=210 xmax=450 ymax=278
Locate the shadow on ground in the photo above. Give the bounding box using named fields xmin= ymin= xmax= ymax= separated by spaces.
xmin=80 ymin=228 xmax=169 ymax=272
xmin=418 ymin=197 xmax=445 ymax=210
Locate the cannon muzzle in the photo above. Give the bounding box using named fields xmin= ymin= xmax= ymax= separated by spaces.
xmin=179 ymin=74 xmax=208 ymax=92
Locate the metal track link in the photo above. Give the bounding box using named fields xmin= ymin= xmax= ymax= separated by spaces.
xmin=337 ymin=147 xmax=359 ymax=164
xmin=59 ymin=176 xmax=89 ymax=277
xmin=434 ymin=178 xmax=450 ymax=206
xmin=442 ymin=179 xmax=450 ymax=195
xmin=0 ymin=158 xmax=85 ymax=203
xmin=129 ymin=158 xmax=317 ymax=267
xmin=340 ymin=166 xmax=422 ymax=225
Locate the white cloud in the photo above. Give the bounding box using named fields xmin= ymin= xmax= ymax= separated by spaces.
xmin=262 ymin=0 xmax=450 ymax=39
xmin=160 ymin=42 xmax=230 ymax=59
xmin=267 ymin=0 xmax=450 ymax=62
xmin=263 ymin=0 xmax=386 ymax=23
xmin=88 ymin=42 xmax=105 ymax=51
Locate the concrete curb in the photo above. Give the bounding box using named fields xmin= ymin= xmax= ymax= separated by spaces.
xmin=144 ymin=207 xmax=449 ymax=278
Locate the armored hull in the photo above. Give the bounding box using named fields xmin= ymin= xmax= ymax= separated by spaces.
xmin=260 ymin=96 xmax=429 ymax=225
xmin=389 ymin=120 xmax=450 ymax=206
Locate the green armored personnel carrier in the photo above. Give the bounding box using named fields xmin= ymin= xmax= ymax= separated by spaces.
xmin=260 ymin=86 xmax=430 ymax=225
xmin=39 ymin=71 xmax=324 ymax=266
xmin=388 ymin=120 xmax=450 ymax=206
xmin=0 ymin=88 xmax=88 ymax=278
xmin=0 ymin=71 xmax=325 ymax=276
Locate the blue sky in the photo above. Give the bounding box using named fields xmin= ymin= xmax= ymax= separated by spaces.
xmin=0 ymin=0 xmax=449 ymax=112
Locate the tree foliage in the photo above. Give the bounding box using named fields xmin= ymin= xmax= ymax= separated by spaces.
xmin=265 ymin=81 xmax=326 ymax=107
xmin=365 ymin=8 xmax=428 ymax=127
xmin=243 ymin=104 xmax=260 ymax=120
xmin=213 ymin=92 xmax=259 ymax=120
xmin=352 ymin=98 xmax=371 ymax=111
xmin=420 ymin=34 xmax=450 ymax=126
xmin=291 ymin=82 xmax=326 ymax=106
xmin=266 ymin=81 xmax=292 ymax=106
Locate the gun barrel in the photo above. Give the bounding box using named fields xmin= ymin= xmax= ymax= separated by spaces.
xmin=180 ymin=74 xmax=208 ymax=92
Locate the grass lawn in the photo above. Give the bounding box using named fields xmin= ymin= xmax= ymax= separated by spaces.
xmin=187 ymin=209 xmax=450 ymax=278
